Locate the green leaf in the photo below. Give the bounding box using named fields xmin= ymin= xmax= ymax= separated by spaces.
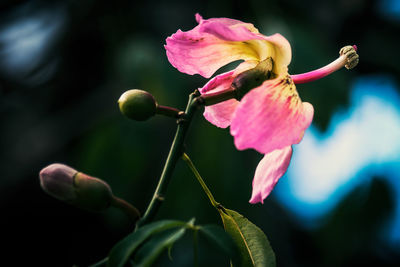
xmin=107 ymin=219 xmax=192 ymax=267
xmin=198 ymin=225 xmax=240 ymax=265
xmin=218 ymin=208 xmax=276 ymax=267
xmin=132 ymin=221 xmax=191 ymax=267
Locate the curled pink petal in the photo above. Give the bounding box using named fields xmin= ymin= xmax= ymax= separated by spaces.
xmin=195 ymin=13 xmax=254 ymax=29
xmin=199 ymin=61 xmax=257 ymax=94
xmin=198 ymin=16 xmax=292 ymax=71
xmin=230 ymin=75 xmax=314 ymax=154
xmin=165 ymin=14 xmax=292 ymax=78
xmin=165 ymin=28 xmax=257 ymax=78
xmin=200 ymin=71 xmax=239 ymax=128
xmin=199 ymin=70 xmax=235 ymax=95
xmin=249 ymin=146 xmax=292 ymax=204
xmin=200 ymin=61 xmax=257 ymax=128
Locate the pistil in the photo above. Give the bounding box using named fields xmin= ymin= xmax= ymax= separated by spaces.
xmin=291 ymin=45 xmax=359 ymax=84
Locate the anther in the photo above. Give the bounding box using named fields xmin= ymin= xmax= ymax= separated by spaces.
xmin=340 ymin=45 xmax=359 ymax=69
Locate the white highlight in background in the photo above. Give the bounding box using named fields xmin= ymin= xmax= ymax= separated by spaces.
xmin=274 ymin=76 xmax=400 ymax=244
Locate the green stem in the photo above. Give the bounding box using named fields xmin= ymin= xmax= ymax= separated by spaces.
xmin=156 ymin=104 xmax=182 ymax=118
xmin=110 ymin=196 xmax=141 ymax=223
xmin=137 ymin=91 xmax=200 ymax=227
xmin=182 ymin=153 xmax=219 ymax=208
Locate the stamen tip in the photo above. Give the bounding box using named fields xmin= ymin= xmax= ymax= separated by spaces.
xmin=340 ymin=45 xmax=359 ymax=70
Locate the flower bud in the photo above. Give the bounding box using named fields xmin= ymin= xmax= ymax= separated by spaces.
xmin=39 ymin=163 xmax=113 ymax=211
xmin=118 ymin=89 xmax=157 ymax=121
xmin=232 ymin=57 xmax=275 ymax=99
xmin=40 ymin=163 xmax=77 ymax=202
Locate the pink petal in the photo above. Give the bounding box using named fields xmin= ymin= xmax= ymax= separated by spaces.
xmin=200 ymin=70 xmax=239 ymax=128
xmin=200 ymin=61 xmax=257 ymax=128
xmin=199 ymin=70 xmax=235 ymax=94
xmin=249 ymin=146 xmax=292 ymax=204
xmin=195 ymin=13 xmax=255 ymax=29
xmin=199 ymin=17 xmax=262 ymax=42
xmin=203 ymin=99 xmax=239 ymax=128
xmin=165 ymin=14 xmax=292 ymax=78
xmin=230 ymin=75 xmax=314 ymax=154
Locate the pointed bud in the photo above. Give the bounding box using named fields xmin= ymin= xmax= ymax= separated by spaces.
xmin=39 ymin=164 xmax=113 ymax=211
xmin=118 ymin=89 xmax=157 ymax=121
xmin=232 ymin=57 xmax=275 ymax=99
xmin=39 ymin=163 xmax=77 ymax=202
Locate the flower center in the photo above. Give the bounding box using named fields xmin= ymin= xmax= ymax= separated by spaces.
xmin=232 ymin=57 xmax=277 ymax=100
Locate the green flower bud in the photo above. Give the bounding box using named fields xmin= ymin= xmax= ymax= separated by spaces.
xmin=232 ymin=57 xmax=275 ymax=100
xmin=73 ymin=172 xmax=113 ymax=211
xmin=39 ymin=163 xmax=113 ymax=211
xmin=118 ymin=89 xmax=157 ymax=121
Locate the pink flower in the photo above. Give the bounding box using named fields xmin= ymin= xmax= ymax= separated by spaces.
xmin=165 ymin=14 xmax=358 ymax=204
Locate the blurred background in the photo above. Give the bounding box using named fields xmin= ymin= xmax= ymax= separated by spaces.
xmin=1 ymin=0 xmax=399 ymax=266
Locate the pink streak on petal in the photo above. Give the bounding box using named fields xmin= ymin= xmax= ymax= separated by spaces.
xmin=249 ymin=146 xmax=292 ymax=204
xmin=230 ymin=76 xmax=314 ymax=154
